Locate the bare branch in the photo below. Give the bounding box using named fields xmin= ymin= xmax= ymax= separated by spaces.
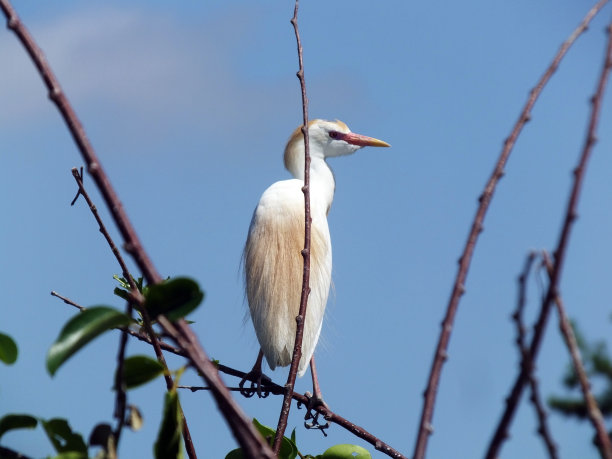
xmin=181 ymin=374 xmax=408 ymax=459
xmin=0 ymin=2 xmax=274 ymax=457
xmin=513 ymin=252 xmax=558 ymax=459
xmin=69 ymin=168 xmax=197 ymax=458
xmin=50 ymin=288 xmax=406 ymax=458
xmin=113 ymin=303 xmax=132 ymax=445
xmin=543 ymin=252 xmax=612 ymax=458
xmin=50 ymin=290 xmax=86 ymax=311
xmin=413 ymin=2 xmax=610 ymax=458
xmin=485 ymin=14 xmax=612 ymax=459
xmin=273 ymin=0 xmax=312 ymax=452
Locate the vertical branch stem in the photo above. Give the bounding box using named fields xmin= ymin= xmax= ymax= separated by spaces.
xmin=273 ymin=0 xmax=310 ymax=452
xmin=485 ymin=17 xmax=612 ymax=459
xmin=412 ymin=2 xmax=609 ymax=458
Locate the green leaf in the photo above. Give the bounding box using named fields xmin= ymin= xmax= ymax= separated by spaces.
xmin=253 ymin=419 xmax=297 ymax=459
xmin=224 ymin=449 xmax=243 ymax=459
xmin=113 ymin=286 xmax=131 ymax=302
xmin=225 ymin=420 xmax=297 ymax=459
xmin=88 ymin=423 xmax=113 ymax=448
xmin=144 ymin=277 xmax=204 ymax=321
xmin=0 ymin=414 xmax=37 ymax=440
xmin=47 ymin=306 xmax=132 ymax=376
xmin=320 ymin=444 xmax=371 ymax=459
xmin=51 ymin=453 xmax=88 ymax=459
xmin=41 ymin=418 xmax=87 ymax=454
xmin=0 ymin=332 xmax=18 ymax=364
xmin=154 ymin=390 xmax=183 ymax=459
xmin=120 ymin=355 xmax=165 ymax=389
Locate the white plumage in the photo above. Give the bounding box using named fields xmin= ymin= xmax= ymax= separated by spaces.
xmin=244 ymin=119 xmax=389 ymax=381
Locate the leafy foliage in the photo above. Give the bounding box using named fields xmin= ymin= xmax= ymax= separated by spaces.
xmin=144 ymin=277 xmax=204 ymax=321
xmin=120 ymin=355 xmax=165 ymax=389
xmin=155 ymin=389 xmax=183 ymax=459
xmin=41 ymin=418 xmax=88 ymax=455
xmin=0 ymin=414 xmax=37 ymax=440
xmin=46 ymin=306 xmax=132 ymax=376
xmin=549 ymin=320 xmax=612 ymax=437
xmin=225 ymin=419 xmax=371 ymax=459
xmin=0 ymin=332 xmax=18 ymax=365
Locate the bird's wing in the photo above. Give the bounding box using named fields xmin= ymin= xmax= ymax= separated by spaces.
xmin=244 ymin=179 xmax=331 ymax=375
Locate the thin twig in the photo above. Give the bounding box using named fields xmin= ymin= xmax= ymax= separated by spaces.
xmin=542 ymin=251 xmax=612 ymax=457
xmin=0 ymin=2 xmax=275 ymax=457
xmin=273 ymin=0 xmax=312 ymax=453
xmin=71 ymin=168 xmax=135 ymax=291
xmin=513 ymin=252 xmax=558 ymax=459
xmin=413 ymin=2 xmax=610 ymax=458
xmin=113 ymin=303 xmax=132 ymax=444
xmin=485 ymin=15 xmax=612 ymax=459
xmin=50 ymin=290 xmax=405 ymax=458
xmin=69 ymin=168 xmax=197 ymax=458
xmin=180 ymin=373 xmax=408 ymax=459
xmin=51 ymin=290 xmax=85 ymax=311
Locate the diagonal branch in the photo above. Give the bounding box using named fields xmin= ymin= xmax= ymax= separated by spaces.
xmin=513 ymin=252 xmax=558 ymax=459
xmin=412 ymin=2 xmax=610 ymax=458
xmin=485 ymin=16 xmax=612 ymax=459
xmin=0 ymin=2 xmax=274 ymax=457
xmin=273 ymin=0 xmax=311 ymax=452
xmin=542 ymin=251 xmax=612 ymax=457
xmin=69 ymin=168 xmax=195 ymax=457
xmin=51 ymin=287 xmax=407 ymax=458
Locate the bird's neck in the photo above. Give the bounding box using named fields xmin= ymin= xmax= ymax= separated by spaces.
xmin=308 ymin=157 xmax=336 ymax=215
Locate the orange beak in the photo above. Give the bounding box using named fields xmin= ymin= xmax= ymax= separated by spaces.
xmin=341 ymin=132 xmax=390 ymax=148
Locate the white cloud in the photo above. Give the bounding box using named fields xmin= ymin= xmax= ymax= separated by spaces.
xmin=0 ymin=5 xmax=367 ymax=152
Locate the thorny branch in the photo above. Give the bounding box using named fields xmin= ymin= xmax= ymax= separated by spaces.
xmin=273 ymin=0 xmax=312 ymax=453
xmin=513 ymin=252 xmax=558 ymax=459
xmin=542 ymin=252 xmax=612 ymax=457
xmin=485 ymin=15 xmax=612 ymax=459
xmin=0 ymin=1 xmax=274 ymax=457
xmin=413 ymin=2 xmax=610 ymax=458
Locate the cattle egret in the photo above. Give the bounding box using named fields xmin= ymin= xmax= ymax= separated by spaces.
xmin=243 ymin=119 xmax=389 ymax=401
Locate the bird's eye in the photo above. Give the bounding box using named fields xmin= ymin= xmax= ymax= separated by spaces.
xmin=329 ymin=131 xmax=339 ymax=139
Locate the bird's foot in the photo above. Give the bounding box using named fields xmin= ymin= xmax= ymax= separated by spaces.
xmin=238 ymin=370 xmax=271 ymax=399
xmin=300 ymin=391 xmax=330 ymax=436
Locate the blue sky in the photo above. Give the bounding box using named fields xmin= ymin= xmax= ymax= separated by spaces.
xmin=2 ymin=1 xmax=612 ymax=458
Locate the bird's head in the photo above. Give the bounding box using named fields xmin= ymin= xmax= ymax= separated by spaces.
xmin=284 ymin=119 xmax=390 ymax=178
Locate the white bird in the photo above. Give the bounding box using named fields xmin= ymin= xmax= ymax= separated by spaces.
xmin=243 ymin=119 xmax=389 ymax=400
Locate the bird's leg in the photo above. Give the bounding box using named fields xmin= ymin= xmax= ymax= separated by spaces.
xmin=239 ymin=350 xmax=270 ymax=398
xmin=308 ymin=356 xmax=328 ymax=408
xmin=302 ymin=356 xmax=330 ymax=435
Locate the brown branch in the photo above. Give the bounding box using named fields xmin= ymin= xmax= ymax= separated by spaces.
xmin=412 ymin=2 xmax=610 ymax=458
xmin=54 ymin=301 xmax=405 ymax=457
xmin=542 ymin=252 xmax=612 ymax=458
xmin=485 ymin=15 xmax=612 ymax=459
xmin=113 ymin=303 xmax=132 ymax=445
xmin=69 ymin=168 xmax=197 ymax=458
xmin=513 ymin=252 xmax=558 ymax=459
xmin=50 ymin=290 xmax=405 ymax=458
xmin=0 ymin=3 xmax=275 ymax=457
xmin=180 ymin=375 xmax=408 ymax=459
xmin=273 ymin=0 xmax=311 ymax=453
xmin=50 ymin=290 xmax=85 ymax=311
